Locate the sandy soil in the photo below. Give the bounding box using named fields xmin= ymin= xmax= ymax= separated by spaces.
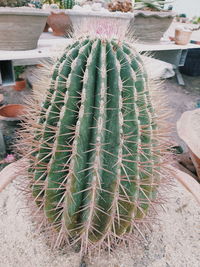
xmin=0 ymin=177 xmax=199 ymax=267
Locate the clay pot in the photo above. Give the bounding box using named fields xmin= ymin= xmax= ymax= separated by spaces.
xmin=43 ymin=22 xmax=50 ymax=32
xmin=175 ymin=29 xmax=192 ymax=45
xmin=177 ymin=109 xmax=200 ymax=182
xmin=169 ymin=166 xmax=200 ymax=205
xmin=0 ymin=8 xmax=49 ymax=51
xmin=66 ymin=9 xmax=134 ymax=40
xmin=189 ymin=149 xmax=200 ymax=180
xmin=0 ymin=104 xmax=26 ymax=120
xmin=128 ymin=10 xmax=175 ymax=43
xmin=0 ymin=158 xmax=27 ymax=192
xmin=47 ymin=11 xmax=72 ymax=36
xmin=13 ymin=79 xmax=26 ymax=91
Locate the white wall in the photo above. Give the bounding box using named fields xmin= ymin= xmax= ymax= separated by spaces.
xmin=169 ymin=0 xmax=200 ymax=18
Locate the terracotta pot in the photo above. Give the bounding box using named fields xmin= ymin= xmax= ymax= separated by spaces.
xmin=47 ymin=11 xmax=72 ymax=36
xmin=13 ymin=79 xmax=26 ymax=91
xmin=0 ymin=8 xmax=49 ymax=51
xmin=0 ymin=104 xmax=26 ymax=120
xmin=175 ymin=29 xmax=192 ymax=45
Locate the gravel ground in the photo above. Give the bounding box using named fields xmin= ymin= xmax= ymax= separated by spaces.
xmin=0 ymin=177 xmax=199 ymax=267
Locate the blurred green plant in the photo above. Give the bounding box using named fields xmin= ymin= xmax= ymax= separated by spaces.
xmin=179 ymin=13 xmax=187 ymax=18
xmin=42 ymin=0 xmax=61 ymax=6
xmin=134 ymin=0 xmax=174 ymax=11
xmin=14 ymin=66 xmax=26 ymax=81
xmin=29 ymin=0 xmax=43 ymax=8
xmin=0 ymin=0 xmax=29 ymax=7
xmin=191 ymin=16 xmax=200 ymax=24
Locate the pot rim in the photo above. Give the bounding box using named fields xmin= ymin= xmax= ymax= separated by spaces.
xmin=65 ymin=9 xmax=134 ymax=20
xmin=134 ymin=10 xmax=176 ymax=18
xmin=0 ymin=7 xmax=49 ymax=16
xmin=0 ymin=104 xmax=26 ymax=121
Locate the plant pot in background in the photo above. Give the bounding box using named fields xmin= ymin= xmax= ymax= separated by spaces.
xmin=189 ymin=148 xmax=200 ymax=179
xmin=66 ymin=10 xmax=134 ymax=38
xmin=0 ymin=104 xmax=26 ymax=121
xmin=12 ymin=79 xmax=26 ymax=91
xmin=177 ymin=109 xmax=200 ymax=182
xmin=47 ymin=11 xmax=72 ymax=36
xmin=175 ymin=29 xmax=192 ymax=45
xmin=0 ymin=8 xmax=49 ymax=51
xmin=43 ymin=22 xmax=50 ymax=32
xmin=129 ymin=11 xmax=175 ymax=43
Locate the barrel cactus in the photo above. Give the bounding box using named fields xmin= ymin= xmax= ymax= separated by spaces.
xmin=62 ymin=0 xmax=75 ymax=9
xmin=20 ymin=28 xmax=169 ymax=254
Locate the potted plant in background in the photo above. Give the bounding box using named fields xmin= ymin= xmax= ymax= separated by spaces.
xmin=191 ymin=16 xmax=200 ymax=25
xmin=63 ymin=0 xmax=134 ymax=38
xmin=178 ymin=13 xmax=187 ymax=23
xmin=129 ymin=0 xmax=175 ymax=43
xmin=0 ymin=0 xmax=49 ymax=50
xmin=13 ymin=66 xmax=26 ymax=91
xmin=43 ymin=0 xmax=74 ymax=36
xmin=108 ymin=0 xmax=133 ymax=12
xmin=28 ymin=1 xmax=43 ymax=8
xmin=174 ymin=24 xmax=200 ymax=45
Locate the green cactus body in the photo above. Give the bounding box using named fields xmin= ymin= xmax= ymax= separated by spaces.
xmin=29 ymin=37 xmax=161 ymax=248
xmin=62 ymin=0 xmax=75 ymax=9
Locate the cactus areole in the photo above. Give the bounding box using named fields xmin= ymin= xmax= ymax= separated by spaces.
xmin=27 ymin=36 xmax=163 ymax=252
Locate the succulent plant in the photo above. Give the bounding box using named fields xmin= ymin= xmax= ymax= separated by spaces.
xmin=108 ymin=0 xmax=133 ymax=13
xmin=29 ymin=0 xmax=43 ymax=8
xmin=20 ymin=26 xmax=169 ymax=253
xmin=14 ymin=66 xmax=26 ymax=81
xmin=0 ymin=0 xmax=28 ymax=7
xmin=62 ymin=0 xmax=75 ymax=9
xmin=42 ymin=0 xmax=61 ymax=7
xmin=134 ymin=0 xmax=174 ymax=11
xmin=42 ymin=0 xmax=75 ymax=8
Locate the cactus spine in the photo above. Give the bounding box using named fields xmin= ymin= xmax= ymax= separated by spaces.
xmin=62 ymin=0 xmax=75 ymax=9
xmin=23 ymin=36 xmax=166 ymax=253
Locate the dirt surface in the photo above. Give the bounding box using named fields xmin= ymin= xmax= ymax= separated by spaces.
xmin=0 ymin=177 xmax=199 ymax=267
